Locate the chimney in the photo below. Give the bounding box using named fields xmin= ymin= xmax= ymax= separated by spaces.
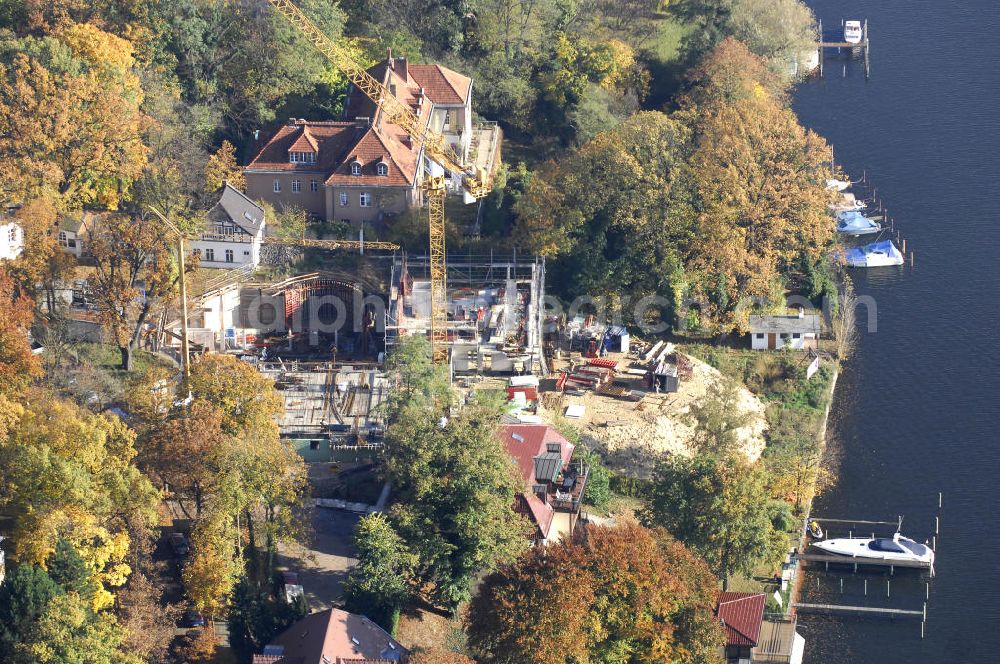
xmin=798 ymin=307 xmax=805 ymax=319
xmin=287 ymin=117 xmax=298 ymax=127
xmin=396 ymin=56 xmax=408 ymax=81
xmin=386 ymin=47 xmax=392 ymax=65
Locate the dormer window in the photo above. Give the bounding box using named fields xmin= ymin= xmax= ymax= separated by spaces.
xmin=377 ymin=162 xmax=388 ymax=177
xmin=289 ymin=151 xmax=316 ymax=164
xmin=350 ymin=161 xmax=362 ymax=176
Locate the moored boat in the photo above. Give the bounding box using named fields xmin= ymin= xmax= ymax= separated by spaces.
xmin=836 ymin=210 xmax=881 ymax=236
xmin=829 ymin=192 xmax=866 ymax=212
xmin=811 ymin=532 xmax=934 ymax=564
xmin=844 ymin=20 xmax=863 ymax=44
xmin=845 ymin=240 xmax=904 ymax=267
xmin=826 ymin=178 xmax=851 ymax=192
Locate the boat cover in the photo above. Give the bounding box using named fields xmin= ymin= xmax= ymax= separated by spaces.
xmin=836 ymin=210 xmax=880 ymax=233
xmin=846 ymin=240 xmax=904 ymax=267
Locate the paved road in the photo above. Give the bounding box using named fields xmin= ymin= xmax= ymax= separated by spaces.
xmin=277 ymin=507 xmax=359 ymax=610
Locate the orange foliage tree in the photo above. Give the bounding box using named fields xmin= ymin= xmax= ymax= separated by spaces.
xmin=467 ymin=523 xmax=724 ymax=664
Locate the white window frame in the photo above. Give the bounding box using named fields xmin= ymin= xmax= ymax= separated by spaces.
xmin=273 ymin=179 xmax=281 ymax=193
xmin=310 ymin=179 xmax=319 ymax=192
xmin=292 ymin=179 xmax=301 ymax=193
xmin=359 ymin=192 xmax=372 ymax=208
xmin=339 ymin=192 xmax=348 ymax=207
xmin=225 ymin=249 xmax=234 ymax=263
xmin=289 ymin=151 xmax=316 ymax=164
xmin=205 ymin=248 xmax=215 ymax=261
xmin=377 ymin=163 xmax=388 ymax=177
xmin=350 ymin=162 xmax=362 ymax=176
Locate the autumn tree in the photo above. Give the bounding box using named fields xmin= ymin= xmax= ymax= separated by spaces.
xmin=344 ymin=513 xmax=417 ymax=630
xmin=186 ymin=354 xmax=284 ymax=436
xmin=641 ymin=454 xmax=787 ymax=589
xmin=410 ymin=651 xmax=477 ymax=664
xmin=0 ymin=394 xmax=159 ymax=607
xmin=678 ymin=41 xmax=834 ymax=333
xmin=0 ymin=24 xmax=148 ymax=208
xmin=87 ymin=214 xmax=174 ymax=371
xmin=0 ymin=268 xmax=42 ymax=397
xmin=468 ymin=523 xmax=725 ymax=664
xmin=6 ymin=196 xmax=76 ymax=314
xmin=671 ymin=0 xmax=816 ymax=76
xmin=144 ymin=400 xmax=229 ymax=517
xmin=205 ymin=140 xmax=245 ymax=193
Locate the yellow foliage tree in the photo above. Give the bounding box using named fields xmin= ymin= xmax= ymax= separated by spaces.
xmin=0 ymin=24 xmax=148 ymax=209
xmin=205 ymin=140 xmax=246 ymax=193
xmin=0 ymin=395 xmax=159 ymax=608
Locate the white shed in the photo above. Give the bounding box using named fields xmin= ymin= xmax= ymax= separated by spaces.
xmin=749 ymin=313 xmax=820 ymax=351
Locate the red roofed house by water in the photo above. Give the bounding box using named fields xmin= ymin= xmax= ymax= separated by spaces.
xmin=499 ymin=424 xmax=589 ymax=544
xmin=714 ymin=591 xmax=805 ymax=664
xmin=245 ymin=53 xmax=481 ymax=228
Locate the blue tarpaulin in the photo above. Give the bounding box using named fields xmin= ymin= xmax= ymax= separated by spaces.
xmin=836 ymin=210 xmax=880 ymax=234
xmin=845 ymin=240 xmax=904 ymax=267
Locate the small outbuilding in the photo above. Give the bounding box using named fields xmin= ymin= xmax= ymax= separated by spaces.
xmin=748 ymin=313 xmax=820 ymax=351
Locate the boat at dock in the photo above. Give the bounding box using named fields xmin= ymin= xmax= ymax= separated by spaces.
xmin=811 ymin=532 xmax=934 ymax=564
xmin=845 ymin=240 xmax=904 ymax=267
xmin=836 ymin=210 xmax=881 ymax=236
xmin=844 ymin=20 xmax=864 ymax=45
xmin=829 ymin=192 xmax=866 ymax=212
xmin=826 ymin=178 xmax=851 ymax=192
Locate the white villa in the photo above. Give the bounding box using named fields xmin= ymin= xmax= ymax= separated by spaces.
xmin=0 ymin=218 xmax=23 ymax=260
xmin=189 ymin=183 xmax=266 ymax=269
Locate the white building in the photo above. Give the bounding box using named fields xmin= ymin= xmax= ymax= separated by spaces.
xmin=57 ymin=212 xmax=101 ymax=259
xmin=749 ymin=313 xmax=820 ymax=350
xmin=0 ymin=219 xmax=23 ymax=260
xmin=189 ymin=183 xmax=266 ymax=269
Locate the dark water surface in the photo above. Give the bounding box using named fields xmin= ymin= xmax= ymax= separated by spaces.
xmin=794 ymin=1 xmax=1000 ymax=662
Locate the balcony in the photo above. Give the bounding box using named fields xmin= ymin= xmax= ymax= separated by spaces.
xmin=549 ymin=460 xmax=588 ymax=512
xmin=198 ymin=232 xmax=253 ymax=243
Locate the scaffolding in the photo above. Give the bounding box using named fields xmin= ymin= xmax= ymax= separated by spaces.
xmin=386 ymin=252 xmax=547 ymax=375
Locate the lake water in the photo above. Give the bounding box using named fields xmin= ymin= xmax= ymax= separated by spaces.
xmin=793 ymin=1 xmax=1000 ymax=661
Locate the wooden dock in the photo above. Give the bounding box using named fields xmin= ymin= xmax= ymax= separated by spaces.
xmin=817 ymin=18 xmax=871 ymax=79
xmin=794 ymin=602 xmax=925 ymax=619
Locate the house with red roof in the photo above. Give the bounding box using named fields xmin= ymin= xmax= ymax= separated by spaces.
xmin=715 ymin=591 xmax=805 ymax=664
xmin=244 ymin=53 xmax=478 ymax=227
xmin=251 ymin=608 xmax=408 ymax=664
xmin=499 ymin=424 xmax=589 ymax=544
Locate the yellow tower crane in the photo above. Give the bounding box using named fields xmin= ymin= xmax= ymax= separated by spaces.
xmin=264 ymin=0 xmax=497 ymax=364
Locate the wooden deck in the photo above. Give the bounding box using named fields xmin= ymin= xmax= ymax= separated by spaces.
xmin=795 ymin=602 xmax=925 ymax=619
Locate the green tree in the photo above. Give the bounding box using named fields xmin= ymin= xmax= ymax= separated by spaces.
xmin=387 ymin=399 xmax=530 ymax=611
xmin=0 ymin=563 xmax=62 ymax=660
xmin=14 ymin=592 xmax=142 ymax=664
xmin=513 ymin=111 xmax=693 ymax=298
xmin=641 ymin=454 xmax=787 ymax=589
xmin=576 ymin=449 xmax=611 ymax=510
xmin=344 ymin=513 xmax=416 ymax=630
xmin=685 ymin=379 xmax=752 ymax=457
xmin=46 ymin=539 xmax=98 ymax=600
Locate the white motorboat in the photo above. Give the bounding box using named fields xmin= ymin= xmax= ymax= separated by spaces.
xmin=826 ymin=178 xmax=851 ymax=192
xmin=844 ymin=20 xmax=863 ymax=45
xmin=812 ymin=532 xmax=934 ymax=564
xmin=845 ymin=240 xmax=905 ymax=267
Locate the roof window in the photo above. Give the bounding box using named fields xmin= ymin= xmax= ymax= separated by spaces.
xmin=377 ymin=162 xmax=388 ymax=177
xmin=350 ymin=161 xmax=362 ymax=176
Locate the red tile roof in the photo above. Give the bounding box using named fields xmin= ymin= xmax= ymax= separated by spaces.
xmin=408 ymin=64 xmax=471 ymax=105
xmin=245 ymin=120 xmax=418 ymax=188
xmin=716 ymin=592 xmax=766 ymax=648
xmin=256 ymin=608 xmax=408 ymax=664
xmin=499 ymin=425 xmax=574 ymax=487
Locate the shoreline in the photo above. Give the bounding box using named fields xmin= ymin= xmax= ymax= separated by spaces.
xmin=789 ymin=362 xmax=841 ymax=609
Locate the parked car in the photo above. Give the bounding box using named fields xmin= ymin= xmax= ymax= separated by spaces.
xmin=182 ymin=610 xmax=205 ymax=628
xmin=169 ymin=532 xmax=189 ymax=558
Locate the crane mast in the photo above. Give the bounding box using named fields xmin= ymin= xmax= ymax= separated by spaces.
xmin=264 ymin=0 xmax=497 ymax=364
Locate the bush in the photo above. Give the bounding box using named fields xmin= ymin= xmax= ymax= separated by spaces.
xmin=577 ymin=450 xmax=611 ymax=509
